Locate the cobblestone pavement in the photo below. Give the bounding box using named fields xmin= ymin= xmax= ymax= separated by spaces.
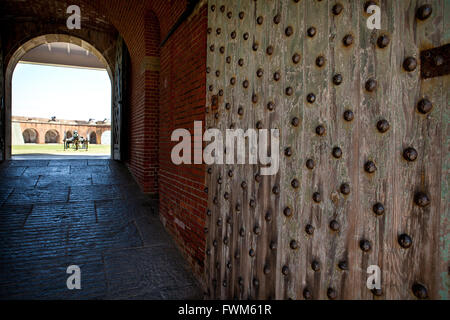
xmin=0 ymin=159 xmax=202 ymax=300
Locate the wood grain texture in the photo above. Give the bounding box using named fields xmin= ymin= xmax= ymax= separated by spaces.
xmin=205 ymin=0 xmax=448 ymax=300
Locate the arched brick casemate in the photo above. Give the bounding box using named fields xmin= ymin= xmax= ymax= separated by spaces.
xmin=0 ymin=0 xmax=208 ymax=284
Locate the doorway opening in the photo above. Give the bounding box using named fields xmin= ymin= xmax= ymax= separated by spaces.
xmin=7 ymin=36 xmax=113 ymax=159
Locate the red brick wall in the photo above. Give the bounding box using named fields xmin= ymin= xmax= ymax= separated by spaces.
xmin=158 ymin=4 xmax=208 ymax=278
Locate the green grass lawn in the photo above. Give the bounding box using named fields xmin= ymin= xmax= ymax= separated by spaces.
xmin=12 ymin=144 xmax=111 ymax=155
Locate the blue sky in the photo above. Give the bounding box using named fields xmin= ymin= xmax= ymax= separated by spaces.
xmin=12 ymin=63 xmax=111 ymax=121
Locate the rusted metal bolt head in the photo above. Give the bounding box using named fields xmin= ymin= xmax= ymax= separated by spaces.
xmin=327 ymin=288 xmax=337 ymax=300
xmin=243 ymin=32 xmax=249 ymax=40
xmin=252 ymin=94 xmax=258 ymax=103
xmin=269 ymin=241 xmax=277 ymax=250
xmin=398 ymin=233 xmax=412 ymax=249
xmin=266 ymin=45 xmax=274 ymax=55
xmin=219 ymin=46 xmax=225 ymax=54
xmin=241 ymin=181 xmax=247 ymax=189
xmin=414 ymin=192 xmax=430 ymax=207
xmin=230 ymin=77 xmax=236 ymax=85
xmin=377 ymin=34 xmax=390 ymax=48
xmin=256 ymin=16 xmax=263 ymax=25
xmin=213 ymin=239 xmax=218 ymax=247
xmin=306 ymin=159 xmax=315 ymax=170
xmin=215 ymin=70 xmax=220 ymax=77
xmin=307 ymin=27 xmax=316 ymax=37
xmin=372 ymin=202 xmax=385 ymax=216
xmin=292 ymin=53 xmax=301 ymax=64
xmin=285 ymin=87 xmax=293 ymax=96
xmin=228 ymin=169 xmax=233 ymax=177
xmin=412 ymin=283 xmax=428 ymax=299
xmin=311 ymin=260 xmax=321 ymax=272
xmin=290 ymin=240 xmax=299 ymax=250
xmin=291 ymin=117 xmax=300 ymax=127
xmin=416 ymin=4 xmax=432 ymax=20
xmin=332 ymin=147 xmax=343 ymax=158
xmin=214 ymin=112 xmax=219 ymax=119
xmin=316 ymin=55 xmax=325 ymax=67
xmin=365 ymin=78 xmax=377 ymax=92
xmin=239 ymin=228 xmax=245 ymax=237
xmin=305 ymin=224 xmax=315 ymax=235
xmin=238 ymin=58 xmax=244 ymax=66
xmin=239 ymin=11 xmax=244 ymax=19
xmin=285 ymin=26 xmax=293 ymax=37
xmin=224 ymin=192 xmax=229 ymax=200
xmin=333 ymin=74 xmax=343 ymax=85
xmin=403 ymin=147 xmax=418 ymax=161
xmin=207 ymin=27 xmax=212 ymax=34
xmin=235 ymin=252 xmax=240 ymax=259
xmin=238 ymin=277 xmax=243 ymax=286
xmin=209 ymin=44 xmax=214 ymax=52
xmin=316 ymin=125 xmax=326 ymax=136
xmin=216 ymin=28 xmax=221 ymax=35
xmin=211 ymin=5 xmax=215 ymax=12
xmin=303 ymin=288 xmax=312 ymax=300
xmin=227 ymin=11 xmax=232 ymax=19
xmin=364 ymin=161 xmax=377 ymax=173
xmin=283 ymin=206 xmax=292 ymax=217
xmin=230 ymin=31 xmax=236 ymax=39
xmin=204 ymin=187 xmax=209 ymax=193
xmin=377 ymin=119 xmax=390 ymax=133
xmin=284 ymin=147 xmax=292 ymax=156
xmin=206 ymin=67 xmax=211 ymax=73
xmin=242 ymin=80 xmax=249 ymax=88
xmin=256 ymin=121 xmax=263 ymax=129
xmin=207 ymin=167 xmax=212 ymax=174
xmin=291 ymin=179 xmax=300 ymax=189
xmin=213 ymin=196 xmax=218 ymax=204
xmin=254 ymin=173 xmax=261 ymax=182
xmin=223 ymin=236 xmax=228 ymax=245
xmin=252 ymin=42 xmax=259 ymax=51
xmin=220 ymin=5 xmax=225 ymax=12
xmin=225 ymin=102 xmax=231 ymax=110
xmin=343 ymin=34 xmax=353 ymax=46
xmin=249 ymin=249 xmax=255 ymax=257
xmin=371 ymin=288 xmax=383 ymax=296
xmin=218 ymin=89 xmax=223 ymax=96
xmin=360 ymin=239 xmax=372 ymax=252
xmin=332 ymin=3 xmax=343 ymax=15
xmin=235 ymin=203 xmax=241 ymax=212
xmin=273 ymin=72 xmax=281 ymax=81
xmin=329 ymin=220 xmax=340 ymax=231
xmin=265 ymin=211 xmax=272 ymax=222
xmin=264 ymin=264 xmax=271 ymax=274
xmin=307 ymin=93 xmax=316 ymax=103
xmin=338 ymin=260 xmax=348 ymax=270
xmin=209 ymin=85 xmax=213 ymax=92
xmin=272 ymin=185 xmax=280 ymax=195
xmin=253 ymin=225 xmax=261 ymax=235
xmin=340 ymin=183 xmax=350 ymax=195
xmin=206 ymin=248 xmax=211 ymax=255
xmin=403 ymin=57 xmax=417 ymax=71
xmin=313 ymin=192 xmax=321 ymax=203
xmin=206 ymin=209 xmax=211 ymax=216
xmin=249 ymin=199 xmax=256 ymax=207
xmin=273 ymin=14 xmax=281 ymax=24
xmin=343 ymin=110 xmax=354 ymax=121
xmin=256 ymin=68 xmax=264 ymax=77
xmin=282 ymin=266 xmax=289 ymax=276
xmin=417 ymin=98 xmax=433 ymax=114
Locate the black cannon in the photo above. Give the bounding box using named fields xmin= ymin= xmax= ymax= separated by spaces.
xmin=63 ymin=131 xmax=89 ymax=151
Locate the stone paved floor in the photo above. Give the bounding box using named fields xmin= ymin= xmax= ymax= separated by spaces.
xmin=0 ymin=159 xmax=202 ymax=300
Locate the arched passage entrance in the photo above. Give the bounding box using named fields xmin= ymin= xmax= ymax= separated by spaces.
xmin=89 ymin=132 xmax=97 ymax=144
xmin=44 ymin=129 xmax=59 ymax=144
xmin=3 ymin=34 xmax=123 ymax=159
xmin=22 ymin=128 xmax=38 ymax=143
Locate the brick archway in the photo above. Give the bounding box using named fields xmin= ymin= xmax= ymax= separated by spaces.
xmin=4 ymin=34 xmax=113 ymax=159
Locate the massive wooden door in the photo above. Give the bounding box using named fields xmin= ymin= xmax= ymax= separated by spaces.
xmin=205 ymin=0 xmax=448 ymax=299
xmin=112 ymin=36 xmax=130 ymax=161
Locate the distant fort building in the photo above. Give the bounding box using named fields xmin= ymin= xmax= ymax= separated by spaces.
xmin=12 ymin=116 xmax=111 ymax=145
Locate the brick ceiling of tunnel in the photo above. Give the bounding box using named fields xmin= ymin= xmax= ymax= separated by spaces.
xmin=0 ymin=0 xmax=116 ymax=33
